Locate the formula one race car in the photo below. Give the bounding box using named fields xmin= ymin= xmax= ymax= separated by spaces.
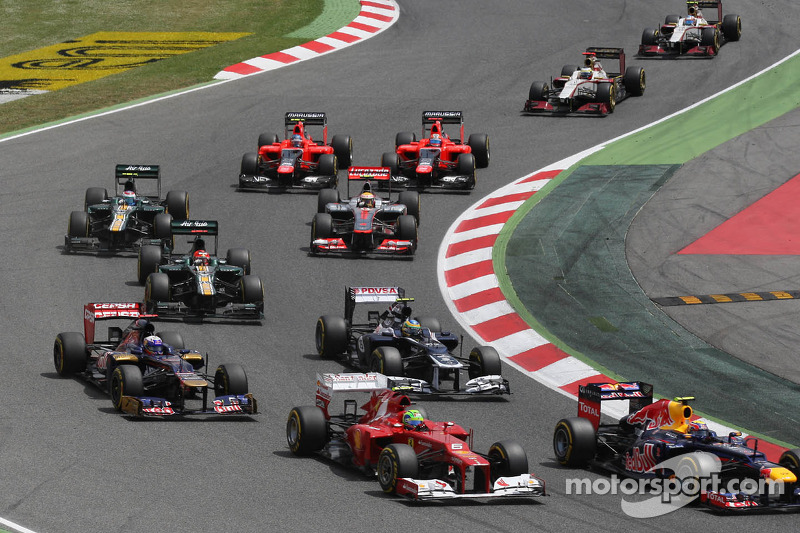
xmin=552 ymin=381 xmax=800 ymax=511
xmin=287 ymin=372 xmax=545 ymax=500
xmin=380 ymin=111 xmax=489 ymax=190
xmin=239 ymin=111 xmax=353 ymax=190
xmin=311 ymin=167 xmax=419 ymax=256
xmin=315 ymin=286 xmax=509 ymax=396
xmin=638 ymin=1 xmax=741 ymax=58
xmin=65 ymin=164 xmax=189 ymax=253
xmin=53 ymin=302 xmax=257 ymax=417
xmin=137 ymin=220 xmax=264 ymax=320
xmin=523 ymin=48 xmax=645 ymax=115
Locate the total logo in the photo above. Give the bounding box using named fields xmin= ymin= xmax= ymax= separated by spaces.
xmin=579 ymin=401 xmax=600 ymax=418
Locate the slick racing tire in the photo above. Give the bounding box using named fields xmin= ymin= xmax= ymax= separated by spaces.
xmin=395 ymin=131 xmax=416 ymax=148
xmin=416 ymin=317 xmax=441 ymax=334
xmin=257 ymin=132 xmax=279 ymax=149
xmin=457 ymin=152 xmax=476 ymax=189
xmin=214 ymin=363 xmax=248 ymax=395
xmin=317 ymin=153 xmax=338 ymax=178
xmin=330 ymin=135 xmax=353 ymax=168
xmin=68 ymin=211 xmax=89 ymax=238
xmin=641 ymin=27 xmax=659 ymax=47
xmin=317 ymin=188 xmax=339 ymax=214
xmin=722 ymin=14 xmax=742 ymax=42
xmin=144 ymin=273 xmax=170 ymax=310
xmin=778 ymin=448 xmax=800 ymax=476
xmin=156 ymin=331 xmax=185 ymax=351
xmin=528 ymin=81 xmax=549 ymax=102
xmin=553 ymin=417 xmax=596 ymax=467
xmin=315 ymin=315 xmax=348 ymax=358
xmin=596 ymin=83 xmax=616 ymax=113
xmin=396 ymin=215 xmax=417 ymax=246
xmin=377 ymin=444 xmax=419 ymax=494
xmin=398 ymin=191 xmax=420 ymax=223
xmin=54 ymin=332 xmax=88 ymax=376
xmin=369 ymin=346 xmax=404 ymax=377
xmin=673 ymin=453 xmax=719 ymax=488
xmin=468 ymin=345 xmax=502 ymax=379
xmin=624 ymin=66 xmax=646 ymax=97
xmin=241 ymin=152 xmax=259 ymax=176
xmin=240 ymin=275 xmax=264 ymax=305
xmin=153 ymin=213 xmax=173 ymax=242
xmin=287 ymin=406 xmax=329 ymax=456
xmin=664 ymin=14 xmax=680 ymax=25
xmin=560 ymin=64 xmax=579 ymax=77
xmin=226 ymin=247 xmax=252 ymax=274
xmin=84 ymin=187 xmax=107 ymax=210
xmin=138 ymin=245 xmax=162 ymax=285
xmin=110 ymin=365 xmax=144 ymax=411
xmin=165 ymin=190 xmax=189 ymax=221
xmin=489 ymin=440 xmax=529 ymax=481
xmin=467 ymin=133 xmax=490 ymax=169
xmin=380 ymin=152 xmax=400 ymax=176
xmin=701 ymin=27 xmax=720 ymax=53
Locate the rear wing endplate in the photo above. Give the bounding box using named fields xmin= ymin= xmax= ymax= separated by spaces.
xmin=578 ymin=381 xmax=654 ymax=430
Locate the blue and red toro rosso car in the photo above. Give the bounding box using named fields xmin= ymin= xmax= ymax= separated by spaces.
xmin=54 ymin=302 xmax=257 ymax=417
xmin=553 ymin=381 xmax=800 ymax=511
xmin=287 ymin=372 xmax=545 ymax=501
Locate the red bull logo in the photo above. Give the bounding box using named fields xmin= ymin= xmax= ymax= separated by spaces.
xmin=627 ymin=399 xmax=674 ymax=430
xmin=625 ymin=443 xmax=657 ymax=473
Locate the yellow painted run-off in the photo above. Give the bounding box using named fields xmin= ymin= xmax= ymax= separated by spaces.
xmin=0 ymin=31 xmax=249 ymax=97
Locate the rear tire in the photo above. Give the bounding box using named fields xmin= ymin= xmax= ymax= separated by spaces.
xmin=467 ymin=133 xmax=490 ymax=169
xmin=226 ymin=247 xmax=251 ymax=274
xmin=153 ymin=212 xmax=172 ymax=241
xmin=468 ymin=345 xmax=502 ymax=378
xmin=68 ymin=211 xmax=89 ymax=238
xmin=110 ymin=365 xmax=144 ymax=411
xmin=330 ymin=135 xmax=353 ymax=168
xmin=84 ymin=187 xmax=107 ymax=209
xmin=553 ymin=417 xmax=597 ymax=467
xmin=397 ymin=191 xmax=420 ymax=223
xmin=287 ymin=406 xmax=329 ymax=456
xmin=214 ymin=363 xmax=248 ymax=395
xmin=317 ymin=188 xmax=339 ymax=214
xmin=54 ymin=332 xmax=88 ymax=375
xmin=416 ymin=317 xmax=440 ymax=333
xmin=664 ymin=14 xmax=679 ymax=25
xmin=560 ymin=64 xmax=578 ymax=77
xmin=315 ymin=315 xmax=348 ymax=358
xmin=624 ymin=67 xmax=646 ymax=96
xmin=395 ymin=132 xmax=415 ymax=148
xmin=369 ymin=346 xmax=404 ymax=376
xmin=257 ymin=132 xmax=278 ymax=150
xmin=137 ymin=245 xmax=162 ymax=285
xmin=165 ymin=191 xmax=189 ymax=221
xmin=377 ymin=444 xmax=418 ymax=494
xmin=156 ymin=331 xmax=185 ymax=351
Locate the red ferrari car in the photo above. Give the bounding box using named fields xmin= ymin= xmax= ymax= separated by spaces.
xmin=380 ymin=111 xmax=490 ymax=190
xmin=239 ymin=111 xmax=353 ymax=190
xmin=287 ymin=372 xmax=546 ymax=501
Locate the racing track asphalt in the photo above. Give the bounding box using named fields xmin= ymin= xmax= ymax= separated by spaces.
xmin=1 ymin=1 xmax=799 ymax=531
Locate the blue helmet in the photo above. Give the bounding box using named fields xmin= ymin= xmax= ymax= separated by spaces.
xmin=291 ymin=134 xmax=303 ymax=147
xmin=429 ymin=134 xmax=442 ymax=147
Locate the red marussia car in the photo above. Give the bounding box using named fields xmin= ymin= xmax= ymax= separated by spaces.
xmin=239 ymin=112 xmax=353 ymax=190
xmin=287 ymin=372 xmax=546 ymax=501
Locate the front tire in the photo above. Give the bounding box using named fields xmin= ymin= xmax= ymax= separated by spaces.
xmin=287 ymin=406 xmax=329 ymax=456
xmin=330 ymin=135 xmax=353 ymax=168
xmin=528 ymin=81 xmax=549 ymax=101
xmin=144 ymin=273 xmax=170 ymax=307
xmin=381 ymin=152 xmax=399 ymax=176
xmin=165 ymin=191 xmax=189 ymax=221
xmin=623 ymin=67 xmax=646 ymax=96
xmin=137 ymin=245 xmax=162 ymax=285
xmin=596 ymin=83 xmax=616 ymax=113
xmin=468 ymin=345 xmax=502 ymax=378
xmin=457 ymin=152 xmax=476 ymax=189
xmin=214 ymin=363 xmax=248 ymax=395
xmin=377 ymin=444 xmax=418 ymax=494
xmin=226 ymin=247 xmax=252 ymax=274
xmin=467 ymin=133 xmax=490 ymax=169
xmin=641 ymin=27 xmax=659 ymax=47
xmin=317 ymin=153 xmax=338 ymax=177
xmin=396 ymin=215 xmax=417 ymax=245
xmin=110 ymin=365 xmax=144 ymax=411
xmin=722 ymin=14 xmax=741 ymax=42
xmin=701 ymin=27 xmax=720 ymax=53
xmin=240 ymin=275 xmax=264 ymax=305
xmin=489 ymin=440 xmax=529 ymax=480
xmin=68 ymin=211 xmax=89 ymax=238
xmin=397 ymin=191 xmax=420 ymax=223
xmin=553 ymin=417 xmax=597 ymax=467
xmin=54 ymin=332 xmax=88 ymax=375
xmin=315 ymin=315 xmax=348 ymax=358
xmin=241 ymin=152 xmax=259 ymax=175
xmin=153 ymin=212 xmax=173 ymax=241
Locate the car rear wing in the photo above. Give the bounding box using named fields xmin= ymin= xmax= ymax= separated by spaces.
xmin=584 ymin=47 xmax=626 ymax=76
xmin=83 ymin=302 xmax=150 ymax=344
xmin=578 ymin=381 xmax=654 ymax=430
xmin=688 ymin=1 xmax=723 ymax=24
xmin=422 ymin=111 xmax=465 ymax=141
xmin=170 ymin=220 xmax=219 ymax=236
xmin=346 ymin=167 xmax=392 ymax=196
xmin=285 ymin=111 xmax=327 ymax=143
xmin=114 ymin=164 xmax=161 ymax=199
xmin=345 ymin=286 xmax=405 ymax=324
xmin=315 ymin=372 xmax=388 ymax=418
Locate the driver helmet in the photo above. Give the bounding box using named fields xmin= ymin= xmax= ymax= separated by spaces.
xmin=578 ymin=69 xmax=592 ymax=80
xmin=193 ymin=250 xmax=210 ymax=266
xmin=401 ymin=318 xmax=422 ymax=338
xmin=687 ymin=421 xmax=711 ymax=438
xmin=122 ymin=190 xmax=136 ymax=206
xmin=357 ymin=191 xmax=376 ymax=208
xmin=291 ymin=134 xmax=303 ymax=147
xmin=143 ymin=335 xmax=163 ymax=356
xmin=429 ymin=134 xmax=442 ymax=147
xmin=403 ymin=409 xmax=425 ymax=430
xmin=685 ymin=15 xmax=696 ymax=26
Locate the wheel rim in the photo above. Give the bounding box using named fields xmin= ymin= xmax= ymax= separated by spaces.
xmin=111 ymin=373 xmax=122 ymax=407
xmin=377 ymin=454 xmax=394 ymax=487
xmin=315 ymin=321 xmax=324 ymax=353
xmin=287 ymin=414 xmax=300 ymax=447
xmin=554 ymin=427 xmax=569 ymax=458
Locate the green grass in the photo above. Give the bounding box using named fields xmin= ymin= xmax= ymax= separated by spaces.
xmin=0 ymin=0 xmax=326 ymax=135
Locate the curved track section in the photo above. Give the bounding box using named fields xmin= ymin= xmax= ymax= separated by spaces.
xmin=1 ymin=1 xmax=799 ymax=531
